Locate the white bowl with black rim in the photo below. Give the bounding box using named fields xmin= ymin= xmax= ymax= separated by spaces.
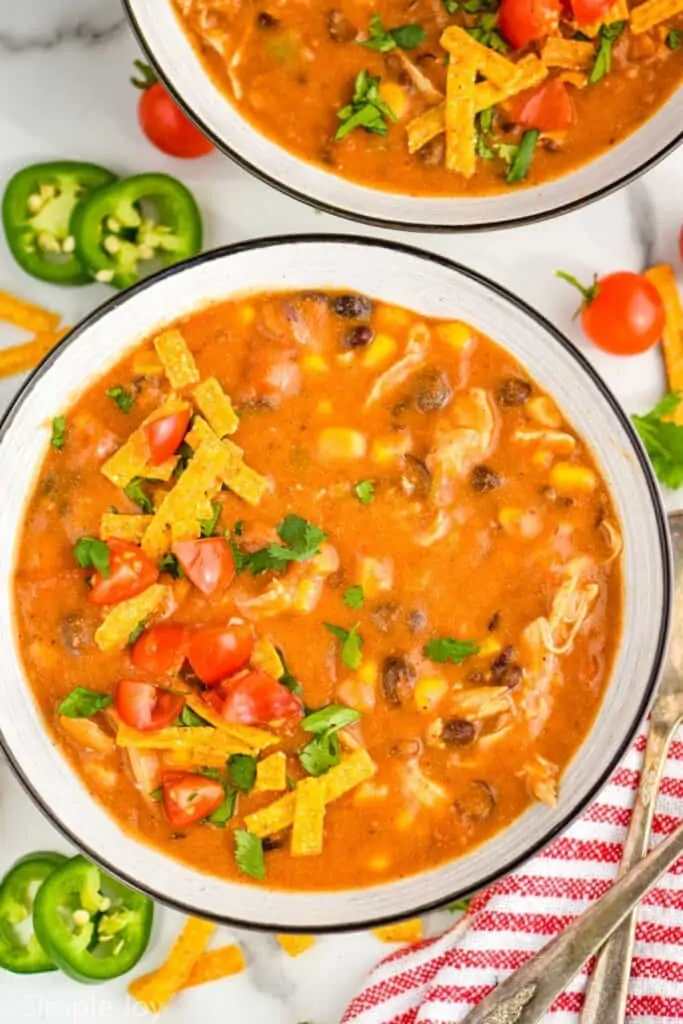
xmin=0 ymin=236 xmax=672 ymax=930
xmin=122 ymin=0 xmax=682 ymax=232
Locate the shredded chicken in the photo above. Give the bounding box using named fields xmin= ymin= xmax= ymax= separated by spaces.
xmin=235 ymin=543 xmax=339 ymax=618
xmin=59 ymin=716 xmax=114 ymax=754
xmin=365 ymin=336 xmax=427 ymax=407
xmin=513 ymin=428 xmax=577 ymax=455
xmin=402 ymin=759 xmax=450 ymax=810
xmin=414 ymin=510 xmax=452 ymax=546
xmin=450 ymin=686 xmax=513 ymax=720
xmin=600 ymin=518 xmax=623 ymax=565
xmin=393 ymin=51 xmax=444 ymax=105
xmin=522 ymin=754 xmax=560 ymax=807
xmin=127 ymin=748 xmax=162 ymax=801
xmin=427 ymin=388 xmax=495 ymax=506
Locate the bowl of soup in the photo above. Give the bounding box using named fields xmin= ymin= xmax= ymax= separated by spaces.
xmin=123 ymin=0 xmax=682 ymax=230
xmin=0 ymin=236 xmax=671 ymax=929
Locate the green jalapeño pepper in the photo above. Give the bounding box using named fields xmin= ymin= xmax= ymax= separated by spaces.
xmin=2 ymin=161 xmax=117 ymax=285
xmin=0 ymin=851 xmax=67 ymax=973
xmin=71 ymin=173 xmax=203 ymax=289
xmin=32 ymin=855 xmax=153 ymax=983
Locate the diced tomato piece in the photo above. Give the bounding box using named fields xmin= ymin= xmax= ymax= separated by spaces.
xmin=498 ymin=0 xmax=561 ymax=47
xmin=172 ymin=537 xmax=235 ymax=595
xmin=571 ymin=0 xmax=613 ymax=23
xmin=514 ymin=79 xmax=576 ymax=132
xmin=89 ymin=539 xmax=158 ymax=606
xmin=162 ymin=773 xmax=225 ymax=830
xmin=186 ymin=624 xmax=254 ymax=686
xmin=144 ymin=407 xmax=191 ymax=466
xmin=115 ymin=679 xmax=185 ymax=731
xmin=201 ymin=688 xmax=225 ymax=714
xmin=221 ymin=670 xmax=303 ymax=727
xmin=132 ymin=625 xmax=190 ymax=676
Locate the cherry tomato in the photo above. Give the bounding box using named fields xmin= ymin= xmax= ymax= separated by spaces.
xmin=558 ymin=270 xmax=665 ymax=355
xmin=132 ymin=60 xmax=213 ymax=159
xmin=498 ymin=0 xmax=561 ymax=47
xmin=163 ymin=773 xmax=225 ymax=830
xmin=187 ymin=624 xmax=254 ymax=686
xmin=115 ymin=679 xmax=184 ymax=732
xmin=514 ymin=80 xmax=576 ymax=132
xmin=221 ymin=670 xmax=303 ymax=727
xmin=172 ymin=538 xmax=235 ymax=595
xmin=132 ymin=625 xmax=190 ymax=676
xmin=571 ymin=0 xmax=613 ymax=23
xmin=144 ymin=407 xmax=192 ymax=466
xmin=89 ymin=540 xmax=158 ymax=606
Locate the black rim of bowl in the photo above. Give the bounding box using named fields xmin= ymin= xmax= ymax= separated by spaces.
xmin=0 ymin=234 xmax=672 ymax=932
xmin=121 ymin=0 xmax=683 ymax=233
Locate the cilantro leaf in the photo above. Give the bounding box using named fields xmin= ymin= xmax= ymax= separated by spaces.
xmin=178 ymin=705 xmax=210 ymax=727
xmin=200 ymin=500 xmax=222 ymax=538
xmin=300 ymin=731 xmax=342 ymax=776
xmin=276 ymin=647 xmax=303 ymax=697
xmin=425 ymin=637 xmax=480 ymax=664
xmin=129 ymin=620 xmax=147 ymax=645
xmin=149 ymin=786 xmax=163 ymax=802
xmin=124 ymin=477 xmax=153 ymax=514
xmin=335 ymin=70 xmax=398 ymax=141
xmin=466 ymin=13 xmax=509 ymax=53
xmin=58 ymin=686 xmax=113 ymax=719
xmin=343 ymin=585 xmax=365 ymax=610
xmin=51 ymin=415 xmax=67 ymax=451
xmin=324 ymin=622 xmax=364 ymax=670
xmin=353 ymin=479 xmax=375 ymax=505
xmin=446 ymin=897 xmax=471 ymax=913
xmin=73 ymin=537 xmax=110 ymax=578
xmin=302 ymin=704 xmax=361 ymax=735
xmin=234 ymin=830 xmax=266 ymax=880
xmin=106 ymin=385 xmax=135 ymax=414
xmin=442 ymin=0 xmax=459 ymax=10
xmin=361 ymin=16 xmax=426 ymax=51
xmin=667 ymin=29 xmax=682 ymax=49
xmin=228 ymin=753 xmax=258 ymax=793
xmin=276 ymin=514 xmax=327 ymax=556
xmin=159 ymin=552 xmax=184 ymax=579
xmin=506 ymin=130 xmax=539 ymax=184
xmin=206 ymin=785 xmax=237 ymax=828
xmin=589 ymin=21 xmax=627 ymax=85
xmin=632 ymin=393 xmax=683 ymax=489
xmin=231 ymin=514 xmax=327 ymax=576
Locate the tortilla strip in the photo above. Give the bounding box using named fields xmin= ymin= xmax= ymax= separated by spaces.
xmin=94 ymin=584 xmax=170 ymax=652
xmin=276 ymin=934 xmax=316 ymax=957
xmin=193 ymin=377 xmax=239 ymax=437
xmin=153 ymin=328 xmax=200 ymax=389
xmin=251 ymin=637 xmax=284 ymax=679
xmin=184 ymin=693 xmax=277 ymax=750
xmin=444 ymin=54 xmax=477 ymax=177
xmin=580 ymin=0 xmax=630 ymax=34
xmin=100 ymin=513 xmax=153 ymax=543
xmin=244 ymin=750 xmax=376 ymax=838
xmin=291 ymin=777 xmax=326 ymax=856
xmin=440 ymin=25 xmax=518 ymax=88
xmin=185 ymin=416 xmax=267 ymax=507
xmin=631 ymin=0 xmax=683 ymax=31
xmin=182 ymin=944 xmax=246 ymax=988
xmin=0 ymin=328 xmax=69 ymax=379
xmin=558 ymin=71 xmax=589 ymax=88
xmin=101 ymin=396 xmax=191 ymax=487
xmin=171 ymin=518 xmax=202 ymax=542
xmin=116 ymin=723 xmax=256 ymax=757
xmin=541 ymin=37 xmax=596 ymax=70
xmin=373 ymin=919 xmax=424 ymax=944
xmin=129 ymin=917 xmax=216 ymax=1012
xmin=0 ymin=291 xmax=61 ymax=334
xmin=254 ymin=751 xmax=288 ymax=792
xmin=645 ymin=264 xmax=683 ymax=402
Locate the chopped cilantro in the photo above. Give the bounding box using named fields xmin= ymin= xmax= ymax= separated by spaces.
xmin=200 ymin=500 xmax=222 ymax=538
xmin=124 ymin=476 xmax=153 ymax=514
xmin=159 ymin=552 xmax=184 ymax=579
xmin=324 ymin=622 xmax=364 ymax=670
xmin=425 ymin=637 xmax=480 ymax=664
xmin=234 ymin=830 xmax=266 ymax=880
xmin=667 ymin=29 xmax=682 ymax=49
xmin=177 ymin=705 xmax=209 ymax=727
xmin=149 ymin=786 xmax=163 ymax=802
xmin=51 ymin=415 xmax=67 ymax=451
xmin=58 ymin=686 xmax=113 ymax=719
xmin=442 ymin=0 xmax=459 ymax=10
xmin=361 ymin=14 xmax=426 ymax=52
xmin=343 ymin=585 xmax=365 ymax=610
xmin=589 ymin=21 xmax=627 ymax=85
xmin=231 ymin=514 xmax=327 ymax=576
xmin=335 ymin=70 xmax=398 ymax=141
xmin=632 ymin=393 xmax=683 ymax=489
xmin=446 ymin=897 xmax=471 ymax=913
xmin=228 ymin=753 xmax=258 ymax=793
xmin=106 ymin=385 xmax=135 ymax=414
xmin=466 ymin=13 xmax=509 ymax=53
xmin=302 ymin=705 xmax=361 ymax=734
xmin=128 ymin=620 xmax=146 ymax=645
xmin=299 ymin=704 xmax=361 ymax=777
xmin=276 ymin=647 xmax=303 ymax=697
xmin=206 ymin=785 xmax=237 ymax=828
xmin=73 ymin=536 xmax=110 ymax=578
xmin=506 ymin=130 xmax=539 ymax=184
xmin=353 ymin=479 xmax=375 ymax=505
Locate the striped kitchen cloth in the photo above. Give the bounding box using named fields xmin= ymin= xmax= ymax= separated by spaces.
xmin=342 ymin=728 xmax=683 ymax=1024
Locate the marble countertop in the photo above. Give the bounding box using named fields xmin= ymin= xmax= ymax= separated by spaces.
xmin=0 ymin=1 xmax=682 ymax=1021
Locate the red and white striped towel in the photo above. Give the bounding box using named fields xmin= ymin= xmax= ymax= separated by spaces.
xmin=343 ymin=728 xmax=683 ymax=1024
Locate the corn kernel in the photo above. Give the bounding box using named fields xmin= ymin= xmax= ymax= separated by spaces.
xmin=302 ymin=353 xmax=329 ymax=373
xmin=498 ymin=507 xmax=523 ymax=531
xmin=394 ymin=808 xmax=415 ymax=831
xmin=362 ymin=333 xmax=397 ymax=369
xmin=549 ymin=462 xmax=597 ymax=495
xmin=527 ymin=396 xmax=562 ymax=428
xmin=357 ymin=659 xmax=379 ymax=686
xmin=375 ymin=305 xmax=410 ymax=331
xmin=371 ymin=434 xmax=411 ymax=465
xmin=532 ymin=449 xmax=555 ymax=470
xmin=434 ymin=321 xmax=473 ymax=351
xmin=359 ymin=556 xmax=394 ymax=597
xmin=316 ymin=399 xmax=333 ymax=415
xmin=414 ymin=675 xmax=448 ymax=713
xmin=499 ymin=507 xmax=542 ymax=539
xmin=379 ymin=81 xmax=408 ymax=119
xmin=368 ymin=854 xmax=392 ymax=872
xmin=132 ymin=351 xmax=164 ymax=376
xmin=236 ymin=304 xmax=256 ymax=326
xmin=251 ymin=637 xmax=284 ymax=679
xmin=477 ymin=637 xmax=502 ymax=658
xmin=317 ymin=427 xmax=367 ymax=460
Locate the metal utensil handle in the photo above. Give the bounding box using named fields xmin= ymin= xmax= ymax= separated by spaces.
xmin=580 ymin=720 xmax=675 ymax=1024
xmin=460 ymin=818 xmax=683 ymax=1024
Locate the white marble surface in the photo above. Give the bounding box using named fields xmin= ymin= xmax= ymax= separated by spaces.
xmin=0 ymin=1 xmax=681 ymax=1021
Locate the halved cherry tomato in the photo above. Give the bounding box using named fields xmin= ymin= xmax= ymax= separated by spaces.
xmin=201 ymin=688 xmax=225 ymax=714
xmin=144 ymin=407 xmax=192 ymax=466
xmin=571 ymin=0 xmax=613 ymax=23
xmin=221 ymin=670 xmax=303 ymax=727
xmin=115 ymin=679 xmax=184 ymax=732
xmin=132 ymin=625 xmax=189 ymax=676
xmin=498 ymin=0 xmax=561 ymax=48
xmin=172 ymin=538 xmax=235 ymax=595
xmin=89 ymin=540 xmax=158 ymax=606
xmin=187 ymin=624 xmax=254 ymax=686
xmin=558 ymin=270 xmax=665 ymax=355
xmin=163 ymin=774 xmax=224 ymax=830
xmin=514 ymin=80 xmax=576 ymax=132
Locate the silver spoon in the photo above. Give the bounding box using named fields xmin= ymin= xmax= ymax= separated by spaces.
xmin=460 ymin=510 xmax=683 ymax=1024
xmin=580 ymin=509 xmax=683 ymax=1024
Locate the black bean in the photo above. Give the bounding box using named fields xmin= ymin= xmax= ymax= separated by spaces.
xmin=498 ymin=664 xmax=523 ymax=689
xmin=413 ymin=367 xmax=453 ymax=412
xmin=400 ymin=454 xmax=432 ymax=499
xmin=496 ymin=377 xmax=532 ymax=407
xmin=389 ymin=738 xmax=422 ymax=759
xmin=470 ymin=465 xmax=502 ymax=492
xmin=487 ymin=611 xmax=500 ymax=632
xmin=490 ymin=645 xmax=513 ymax=676
xmin=327 ymin=9 xmax=357 ymax=42
xmin=331 ymin=293 xmax=373 ymax=320
xmin=257 ymin=11 xmax=279 ymax=28
xmin=454 ymin=780 xmax=497 ymax=822
xmin=263 ymin=836 xmax=284 ymax=852
xmin=417 ymin=137 xmax=445 ymax=166
xmin=441 ymin=718 xmax=476 ymax=746
xmin=381 ymin=655 xmax=415 ymax=706
xmin=370 ymin=602 xmax=400 ymax=634
xmin=406 ymin=608 xmax=427 ymax=633
xmin=343 ymin=325 xmax=374 ymax=349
